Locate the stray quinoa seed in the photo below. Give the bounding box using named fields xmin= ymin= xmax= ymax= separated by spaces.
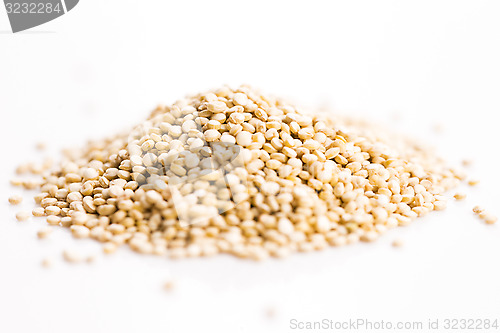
xmin=15 ymin=211 xmax=30 ymax=222
xmin=473 ymin=207 xmax=498 ymax=225
xmin=163 ymin=280 xmax=175 ymax=292
xmin=41 ymin=257 xmax=54 ymax=268
xmin=37 ymin=227 xmax=53 ymax=239
xmin=12 ymin=86 xmax=469 ymax=259
xmin=392 ymin=238 xmax=404 ymax=248
xmin=8 ymin=195 xmax=23 ymax=205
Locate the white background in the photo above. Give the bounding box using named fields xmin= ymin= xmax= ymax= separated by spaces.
xmin=1 ymin=1 xmax=500 ymax=332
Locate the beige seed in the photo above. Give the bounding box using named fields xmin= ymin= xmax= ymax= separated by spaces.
xmin=433 ymin=200 xmax=447 ymax=211
xmin=60 ymin=217 xmax=72 ymax=228
xmin=472 ymin=205 xmax=484 ymax=214
xmin=316 ymin=216 xmax=330 ymax=233
xmin=207 ymin=101 xmax=227 ymax=113
xmin=325 ymin=147 xmax=340 ymax=159
xmin=220 ymin=133 xmax=236 ymax=144
xmin=83 ymin=168 xmax=99 ymax=180
xmin=207 ymin=120 xmax=221 ymax=130
xmin=392 ymin=238 xmax=404 ymax=247
xmin=63 ymin=249 xmax=84 ymax=263
xmin=45 ymin=205 xmax=61 ymax=216
xmin=461 ymin=159 xmax=473 ymax=167
xmin=468 ymin=179 xmax=480 ymax=186
xmin=277 ymin=218 xmax=294 ymax=235
xmin=233 ymin=93 xmax=249 ymax=106
xmin=360 ymin=231 xmax=378 ymax=242
xmin=453 ymin=192 xmax=466 ymax=200
xmin=41 ymin=198 xmax=57 ymax=208
xmin=170 ymin=163 xmax=187 ymax=176
xmin=108 ymin=223 xmax=126 ymax=234
xmin=103 ymin=242 xmax=118 ymax=254
xmin=41 ymin=257 xmax=54 ymax=268
xmin=145 ymin=190 xmax=163 ymax=203
xmin=97 ymin=205 xmax=117 ymax=216
xmin=479 ymin=211 xmax=497 ymax=225
xmin=108 ymin=185 xmax=124 ymax=198
xmin=46 ymin=215 xmax=61 ymax=225
xmin=8 ymin=195 xmax=23 ymax=205
xmin=185 ymin=154 xmax=200 ymax=168
xmin=168 ymin=126 xmax=182 ymax=138
xmin=71 ymin=225 xmax=90 ymax=238
xmin=65 ymin=173 xmax=82 ymax=182
xmin=142 ymin=153 xmax=157 ymax=167
xmin=236 ymin=131 xmax=252 ymax=146
xmin=266 ymin=159 xmax=282 ymax=170
xmin=36 ymin=142 xmax=47 ymax=150
xmin=71 ymin=212 xmax=89 ymax=225
xmin=10 ymin=178 xmax=24 ymax=186
xmin=37 ymin=227 xmax=53 ymax=239
xmin=32 ymin=207 xmax=45 ymax=217
xmin=16 ymin=211 xmax=30 ymax=221
xmin=204 ymin=129 xmax=221 ymax=142
xmin=264 ymin=307 xmax=277 ymax=319
xmin=86 ymin=255 xmax=97 ymax=264
xmin=163 ymin=280 xmax=175 ymax=292
xmin=67 ymin=192 xmax=83 ymax=203
xmin=181 ymin=119 xmax=197 ymax=132
xmin=302 ymin=139 xmax=320 ymax=150
xmin=261 ymin=182 xmax=280 ymax=195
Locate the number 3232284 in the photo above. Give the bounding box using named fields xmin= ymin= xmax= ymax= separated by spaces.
xmin=5 ymin=2 xmax=62 ymax=14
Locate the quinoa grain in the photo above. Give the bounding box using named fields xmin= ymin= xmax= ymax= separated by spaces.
xmin=32 ymin=207 xmax=45 ymax=217
xmin=63 ymin=249 xmax=84 ymax=263
xmin=41 ymin=257 xmax=54 ymax=268
xmin=12 ymin=86 xmax=470 ymax=260
xmin=16 ymin=211 xmax=30 ymax=222
xmin=392 ymin=239 xmax=404 ymax=248
xmin=37 ymin=227 xmax=53 ymax=239
xmin=478 ymin=211 xmax=498 ymax=225
xmin=8 ymin=195 xmax=23 ymax=205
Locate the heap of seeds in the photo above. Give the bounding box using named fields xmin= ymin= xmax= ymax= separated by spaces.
xmin=12 ymin=86 xmax=469 ymax=259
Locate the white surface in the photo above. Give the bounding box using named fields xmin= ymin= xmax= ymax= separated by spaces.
xmin=1 ymin=1 xmax=500 ymax=332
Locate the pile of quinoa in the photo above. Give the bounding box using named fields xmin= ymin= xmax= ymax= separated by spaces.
xmin=11 ymin=86 xmax=472 ymax=260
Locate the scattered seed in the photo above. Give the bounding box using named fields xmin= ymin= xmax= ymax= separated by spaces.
xmin=473 ymin=206 xmax=484 ymax=214
xmin=62 ymin=249 xmax=84 ymax=263
xmin=453 ymin=192 xmax=466 ymax=201
xmin=41 ymin=257 xmax=54 ymax=268
xmin=461 ymin=159 xmax=473 ymax=167
xmin=265 ymin=307 xmax=277 ymax=319
xmin=36 ymin=142 xmax=47 ymax=150
xmin=392 ymin=239 xmax=404 ymax=248
xmin=433 ymin=200 xmax=447 ymax=211
xmin=37 ymin=227 xmax=53 ymax=239
xmin=432 ymin=123 xmax=444 ymax=134
xmin=468 ymin=179 xmax=480 ymax=186
xmin=479 ymin=211 xmax=498 ymax=225
xmin=16 ymin=211 xmax=30 ymax=221
xmin=86 ymin=255 xmax=97 ymax=263
xmin=10 ymin=178 xmax=24 ymax=186
xmin=8 ymin=195 xmax=23 ymax=205
xmin=163 ymin=280 xmax=175 ymax=292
